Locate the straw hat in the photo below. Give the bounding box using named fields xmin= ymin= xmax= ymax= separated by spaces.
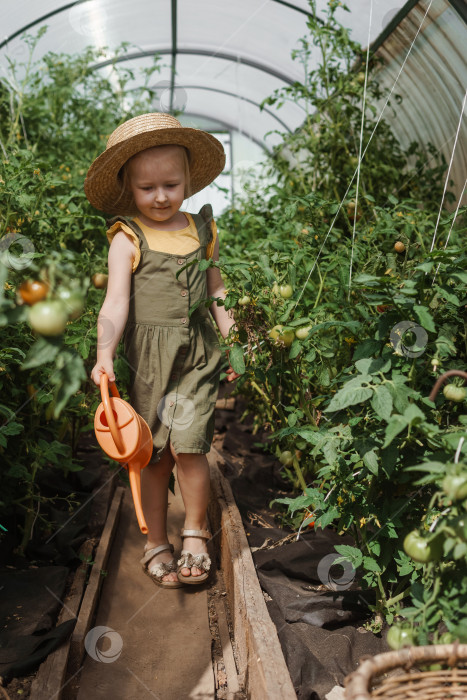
xmin=84 ymin=113 xmax=226 ymax=214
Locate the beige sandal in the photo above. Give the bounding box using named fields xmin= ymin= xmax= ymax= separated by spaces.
xmin=177 ymin=529 xmax=212 ymax=584
xmin=140 ymin=543 xmax=183 ymax=589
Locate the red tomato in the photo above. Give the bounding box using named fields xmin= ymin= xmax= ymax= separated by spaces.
xmin=19 ymin=279 xmax=49 ymax=305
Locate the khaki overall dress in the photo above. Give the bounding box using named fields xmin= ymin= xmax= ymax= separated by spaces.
xmin=107 ymin=205 xmax=223 ymax=462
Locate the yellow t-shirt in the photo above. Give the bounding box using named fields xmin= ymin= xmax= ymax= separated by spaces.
xmin=106 ymin=212 xmax=217 ymax=273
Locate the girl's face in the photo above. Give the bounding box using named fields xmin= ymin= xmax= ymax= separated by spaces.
xmin=127 ymin=145 xmax=187 ymax=228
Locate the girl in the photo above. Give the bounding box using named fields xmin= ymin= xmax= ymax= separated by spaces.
xmin=85 ymin=113 xmax=239 ymax=588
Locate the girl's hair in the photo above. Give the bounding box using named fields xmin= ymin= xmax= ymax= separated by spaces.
xmin=116 ymin=145 xmax=192 ymax=214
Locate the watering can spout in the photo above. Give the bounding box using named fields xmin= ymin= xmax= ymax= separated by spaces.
xmin=94 ymin=374 xmax=153 ymax=534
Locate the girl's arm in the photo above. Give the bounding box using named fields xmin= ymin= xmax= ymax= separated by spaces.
xmin=206 ymin=236 xmax=241 ymax=382
xmin=90 ymin=231 xmax=134 ymax=386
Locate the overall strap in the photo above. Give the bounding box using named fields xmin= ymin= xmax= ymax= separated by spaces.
xmin=106 ymin=216 xmax=149 ymax=249
xmin=190 ymin=204 xmax=214 ymax=249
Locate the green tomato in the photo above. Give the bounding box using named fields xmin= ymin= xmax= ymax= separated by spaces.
xmin=357 ymin=71 xmax=366 ymax=85
xmin=439 ymin=632 xmax=454 ymax=644
xmin=279 ymin=450 xmax=294 ymax=466
xmin=454 ymin=518 xmax=467 ymax=541
xmin=279 ymin=284 xmax=293 ymax=299
xmin=443 ymin=384 xmax=466 ymax=402
xmin=386 ymin=625 xmax=415 ymax=650
xmin=403 ymin=530 xmax=443 ymax=563
xmin=28 ymin=300 xmax=68 ymax=336
xmin=56 ymin=287 xmax=85 ymax=320
xmin=268 ymin=325 xmax=295 ymax=347
xmin=442 ymin=475 xmax=467 ymax=501
xmin=237 ymin=295 xmax=251 ymax=307
xmin=295 ymin=326 xmax=312 ymax=340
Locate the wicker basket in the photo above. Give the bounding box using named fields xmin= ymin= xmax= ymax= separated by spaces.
xmin=345 ymin=643 xmax=467 ymax=699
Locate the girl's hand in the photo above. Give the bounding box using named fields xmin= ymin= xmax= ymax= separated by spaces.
xmin=225 ymin=365 xmax=241 ymax=382
xmin=91 ymin=359 xmax=115 ymax=387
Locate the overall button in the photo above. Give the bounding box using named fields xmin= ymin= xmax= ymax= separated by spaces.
xmin=177 ymin=258 xmax=184 ymax=265
xmin=181 ymin=318 xmax=187 ymax=324
xmin=181 ymin=290 xmax=187 ymax=297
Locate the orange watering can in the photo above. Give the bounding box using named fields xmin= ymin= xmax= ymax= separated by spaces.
xmin=94 ymin=374 xmax=153 ymax=534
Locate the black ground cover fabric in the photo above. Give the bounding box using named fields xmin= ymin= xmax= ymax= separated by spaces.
xmin=216 ymin=402 xmax=388 ymax=699
xmin=0 ymin=566 xmax=75 ymax=682
xmin=0 ymin=434 xmax=115 ymax=683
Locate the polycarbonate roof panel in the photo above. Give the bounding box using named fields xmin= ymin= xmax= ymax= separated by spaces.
xmin=373 ymin=0 xmax=467 ymax=206
xmin=0 ymin=0 xmax=465 ymax=203
xmin=176 ymin=0 xmax=307 ymax=85
xmin=0 ymin=0 xmax=411 ymax=150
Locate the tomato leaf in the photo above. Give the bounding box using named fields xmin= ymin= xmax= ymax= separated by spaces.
xmin=371 ymin=384 xmax=393 ymax=421
xmin=383 ymin=414 xmax=408 ymax=447
xmin=21 ymin=336 xmax=61 ymax=370
xmin=228 ymin=344 xmax=245 ymax=375
xmin=363 ymin=556 xmax=381 ymax=572
xmin=289 ymin=339 xmax=302 ymax=359
xmin=413 ymin=305 xmax=435 ymax=333
xmin=325 ymin=385 xmax=373 ymax=412
xmin=363 ymin=450 xmax=379 ymax=475
xmin=334 ymin=544 xmax=363 ymax=568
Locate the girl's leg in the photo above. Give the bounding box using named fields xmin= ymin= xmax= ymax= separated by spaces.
xmin=170 ymin=444 xmax=210 ymax=578
xmin=141 ymin=444 xmax=178 ymax=583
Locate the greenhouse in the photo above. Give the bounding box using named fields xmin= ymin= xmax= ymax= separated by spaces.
xmin=0 ymin=1 xmax=466 ymax=698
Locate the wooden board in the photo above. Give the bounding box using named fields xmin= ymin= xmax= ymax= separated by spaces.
xmin=29 ymin=539 xmax=94 ymax=700
xmin=67 ymin=486 xmax=125 ymax=675
xmin=207 ymin=451 xmax=296 ymax=700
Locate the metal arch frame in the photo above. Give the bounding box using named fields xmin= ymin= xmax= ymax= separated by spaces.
xmin=90 ymin=48 xmax=297 ymax=86
xmin=0 ymin=0 xmax=321 ymax=136
xmin=0 ymin=0 xmax=316 ymax=51
xmin=134 ymin=83 xmax=293 ymax=133
xmin=182 ymin=111 xmax=270 ymax=152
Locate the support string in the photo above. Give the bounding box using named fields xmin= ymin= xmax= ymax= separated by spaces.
xmin=293 ymin=0 xmax=434 ymax=310
xmin=348 ymin=0 xmax=373 ymax=301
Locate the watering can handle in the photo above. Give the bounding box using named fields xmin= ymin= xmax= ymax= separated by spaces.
xmin=100 ymin=373 xmax=125 ymax=454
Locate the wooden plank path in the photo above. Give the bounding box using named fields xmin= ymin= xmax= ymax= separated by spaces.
xmin=71 ymin=481 xmax=215 ymax=700
xmin=31 ymin=433 xmax=296 ymax=699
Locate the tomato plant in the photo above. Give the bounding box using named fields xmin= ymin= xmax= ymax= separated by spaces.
xmin=214 ymin=0 xmax=467 ymax=643
xmin=0 ymin=34 xmax=155 ymax=553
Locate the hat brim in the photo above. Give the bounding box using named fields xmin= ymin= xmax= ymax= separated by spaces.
xmin=84 ymin=127 xmax=225 ymax=215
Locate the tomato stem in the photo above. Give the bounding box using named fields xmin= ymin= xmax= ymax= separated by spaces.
xmin=292 ymin=455 xmax=308 ymax=493
xmin=385 ymin=588 xmax=411 ymax=608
